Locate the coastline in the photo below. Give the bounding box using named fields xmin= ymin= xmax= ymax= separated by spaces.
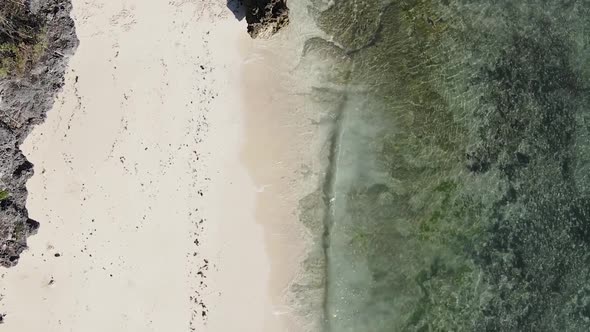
xmin=240 ymin=35 xmax=310 ymax=331
xmin=239 ymin=3 xmax=330 ymax=329
xmin=205 ymin=4 xmax=322 ymax=330
xmin=5 ymin=0 xmax=587 ymax=331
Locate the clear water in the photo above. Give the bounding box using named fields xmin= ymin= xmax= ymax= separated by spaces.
xmin=298 ymin=0 xmax=590 ymax=330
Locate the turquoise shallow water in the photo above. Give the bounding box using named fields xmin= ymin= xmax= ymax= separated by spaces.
xmin=298 ymin=0 xmax=590 ymax=330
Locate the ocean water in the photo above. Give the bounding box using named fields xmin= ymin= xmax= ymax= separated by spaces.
xmin=296 ymin=0 xmax=590 ymax=331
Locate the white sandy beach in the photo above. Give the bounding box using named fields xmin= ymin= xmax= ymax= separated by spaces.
xmin=0 ymin=0 xmax=313 ymax=331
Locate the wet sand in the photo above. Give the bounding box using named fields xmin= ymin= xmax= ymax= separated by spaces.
xmin=240 ymin=38 xmax=310 ymax=331
xmin=239 ymin=6 xmax=330 ymax=327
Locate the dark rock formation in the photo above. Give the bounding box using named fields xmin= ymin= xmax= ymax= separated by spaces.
xmin=0 ymin=0 xmax=77 ymax=267
xmin=244 ymin=0 xmax=289 ymax=38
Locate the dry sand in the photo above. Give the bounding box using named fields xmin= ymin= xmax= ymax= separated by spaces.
xmin=0 ymin=0 xmax=312 ymax=331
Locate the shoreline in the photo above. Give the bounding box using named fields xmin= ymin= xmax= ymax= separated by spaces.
xmin=239 ymin=3 xmax=330 ymax=328
xmin=204 ymin=10 xmax=318 ymax=331
xmin=240 ymin=37 xmax=309 ymax=331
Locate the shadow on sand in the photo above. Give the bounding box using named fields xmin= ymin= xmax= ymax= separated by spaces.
xmin=227 ymin=0 xmax=246 ymax=21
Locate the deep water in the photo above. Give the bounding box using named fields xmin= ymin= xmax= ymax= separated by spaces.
xmin=301 ymin=0 xmax=590 ymax=330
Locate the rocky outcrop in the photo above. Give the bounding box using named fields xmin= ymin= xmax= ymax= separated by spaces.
xmin=0 ymin=0 xmax=77 ymax=267
xmin=244 ymin=0 xmax=289 ymax=38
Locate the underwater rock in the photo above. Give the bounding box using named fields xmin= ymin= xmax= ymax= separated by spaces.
xmin=243 ymin=0 xmax=289 ymax=38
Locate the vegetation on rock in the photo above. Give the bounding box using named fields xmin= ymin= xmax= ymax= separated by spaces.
xmin=0 ymin=0 xmax=77 ymax=267
xmin=0 ymin=0 xmax=47 ymax=77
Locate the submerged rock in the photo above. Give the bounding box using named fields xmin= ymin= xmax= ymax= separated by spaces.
xmin=244 ymin=0 xmax=289 ymax=38
xmin=0 ymin=0 xmax=78 ymax=267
